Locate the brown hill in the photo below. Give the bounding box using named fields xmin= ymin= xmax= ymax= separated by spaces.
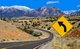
xmin=0 ymin=20 xmax=32 ymax=41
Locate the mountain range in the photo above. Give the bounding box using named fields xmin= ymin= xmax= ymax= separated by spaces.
xmin=63 ymin=10 xmax=80 ymax=16
xmin=0 ymin=5 xmax=80 ymax=18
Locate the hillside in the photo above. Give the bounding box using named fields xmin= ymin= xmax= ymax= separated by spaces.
xmin=0 ymin=20 xmax=33 ymax=42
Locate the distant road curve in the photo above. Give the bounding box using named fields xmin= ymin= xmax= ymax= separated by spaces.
xmin=0 ymin=28 xmax=54 ymax=49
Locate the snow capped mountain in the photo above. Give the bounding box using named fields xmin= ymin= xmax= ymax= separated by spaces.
xmin=63 ymin=10 xmax=77 ymax=15
xmin=38 ymin=6 xmax=64 ymax=16
xmin=70 ymin=10 xmax=80 ymax=16
xmin=0 ymin=6 xmax=65 ymax=18
xmin=63 ymin=10 xmax=80 ymax=16
xmin=0 ymin=5 xmax=80 ymax=18
xmin=0 ymin=5 xmax=36 ymax=18
xmin=0 ymin=5 xmax=34 ymax=11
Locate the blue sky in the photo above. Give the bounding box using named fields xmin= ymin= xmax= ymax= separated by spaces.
xmin=0 ymin=0 xmax=80 ymax=11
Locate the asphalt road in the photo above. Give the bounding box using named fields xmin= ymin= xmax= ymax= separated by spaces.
xmin=0 ymin=29 xmax=54 ymax=49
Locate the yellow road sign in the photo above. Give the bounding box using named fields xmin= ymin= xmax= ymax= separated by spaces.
xmin=52 ymin=16 xmax=73 ymax=37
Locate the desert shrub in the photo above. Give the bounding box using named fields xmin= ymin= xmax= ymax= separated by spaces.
xmin=67 ymin=43 xmax=74 ymax=47
xmin=72 ymin=22 xmax=75 ymax=24
xmin=32 ymin=32 xmax=42 ymax=37
xmin=17 ymin=27 xmax=42 ymax=37
xmin=0 ymin=17 xmax=10 ymax=22
xmin=47 ymin=27 xmax=51 ymax=30
xmin=32 ymin=22 xmax=40 ymax=27
xmin=46 ymin=24 xmax=48 ymax=26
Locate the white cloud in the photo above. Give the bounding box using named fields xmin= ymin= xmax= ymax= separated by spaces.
xmin=77 ymin=5 xmax=80 ymax=7
xmin=46 ymin=1 xmax=59 ymax=4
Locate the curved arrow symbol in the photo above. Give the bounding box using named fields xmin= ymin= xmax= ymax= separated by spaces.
xmin=58 ymin=22 xmax=66 ymax=32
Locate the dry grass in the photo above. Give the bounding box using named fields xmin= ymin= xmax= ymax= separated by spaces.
xmin=0 ymin=20 xmax=33 ymax=42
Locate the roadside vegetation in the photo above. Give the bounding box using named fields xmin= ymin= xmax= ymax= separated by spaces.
xmin=0 ymin=17 xmax=11 ymax=22
xmin=2 ymin=16 xmax=80 ymax=48
xmin=17 ymin=26 xmax=42 ymax=37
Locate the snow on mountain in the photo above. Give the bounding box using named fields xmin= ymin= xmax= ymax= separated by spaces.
xmin=70 ymin=10 xmax=80 ymax=16
xmin=63 ymin=10 xmax=80 ymax=16
xmin=0 ymin=5 xmax=34 ymax=11
xmin=63 ymin=10 xmax=77 ymax=14
xmin=0 ymin=6 xmax=64 ymax=17
xmin=38 ymin=6 xmax=64 ymax=16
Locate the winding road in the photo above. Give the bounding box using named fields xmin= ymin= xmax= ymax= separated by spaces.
xmin=0 ymin=29 xmax=54 ymax=49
